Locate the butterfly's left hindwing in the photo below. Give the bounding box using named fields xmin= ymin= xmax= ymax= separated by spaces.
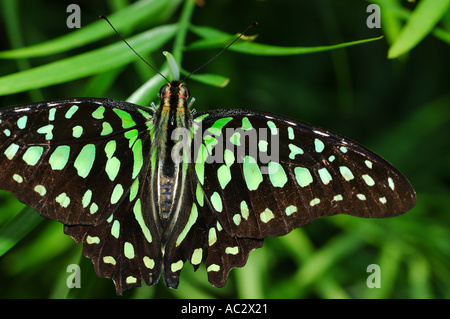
xmin=0 ymin=98 xmax=162 ymax=293
xmin=192 ymin=109 xmax=416 ymax=242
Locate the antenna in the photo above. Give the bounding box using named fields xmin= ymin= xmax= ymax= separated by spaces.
xmin=99 ymin=15 xmax=170 ymax=83
xmin=181 ymin=21 xmax=258 ymax=83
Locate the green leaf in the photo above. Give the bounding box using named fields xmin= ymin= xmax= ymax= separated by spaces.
xmin=0 ymin=24 xmax=177 ymax=96
xmin=388 ymin=0 xmax=450 ymax=58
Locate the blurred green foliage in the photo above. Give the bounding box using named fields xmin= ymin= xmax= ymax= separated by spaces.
xmin=0 ymin=0 xmax=449 ymax=299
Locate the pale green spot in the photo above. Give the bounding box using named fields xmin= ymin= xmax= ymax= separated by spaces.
xmin=318 ymin=167 xmax=332 ymax=185
xmin=72 ymin=125 xmax=83 ymax=138
xmin=103 ymin=256 xmax=116 ymax=265
xmin=143 ymin=256 xmax=155 ymax=269
xmin=191 ymin=248 xmax=203 ymax=265
xmin=22 ymin=146 xmax=44 ymax=166
xmin=243 ymin=156 xmax=263 ymax=191
xmin=268 ymin=162 xmax=288 ymax=187
xmin=132 ymin=139 xmax=143 ymax=179
xmin=241 ymin=117 xmax=252 ymax=130
xmin=49 ymin=109 xmax=56 ymax=121
xmin=288 ymin=127 xmax=295 ymax=140
xmin=56 ymin=193 xmax=70 ymax=208
xmin=260 ymin=208 xmax=274 ymax=223
xmin=133 ymin=199 xmax=152 ymax=243
xmin=92 ymin=106 xmax=105 ymax=119
xmin=258 ymin=140 xmax=268 ymax=152
xmin=365 ymin=160 xmax=373 ymax=169
xmin=171 ymin=260 xmax=184 ymax=272
xmin=294 ymin=167 xmax=313 ymax=187
xmin=176 ymin=203 xmax=198 ymax=246
xmin=207 ymin=264 xmax=220 ymax=272
xmin=339 ymin=166 xmax=354 ymax=181
xmin=101 ymin=122 xmax=113 ymax=136
xmin=357 ymin=194 xmax=367 ymax=200
xmin=124 ymin=129 xmax=138 ymax=148
xmin=209 ymin=117 xmax=232 ymax=134
xmin=329 ymin=155 xmax=336 ymax=162
xmin=362 ymin=174 xmax=375 ymax=186
xmin=379 ymin=197 xmax=387 ymax=204
xmin=65 ymin=105 xmax=79 ymax=119
xmin=37 ymin=124 xmax=54 ymax=140
xmin=229 ymin=131 xmax=241 ymax=146
xmin=12 ymin=174 xmax=23 ymax=183
xmin=48 ymin=145 xmax=70 ymax=170
xmin=240 ymin=201 xmax=249 ymax=220
xmin=4 ymin=143 xmax=19 ymax=160
xmin=86 ymin=236 xmax=100 ymax=244
xmin=111 ymin=220 xmax=120 ymax=239
xmin=3 ymin=129 xmax=11 ymax=137
xmin=285 ymin=205 xmax=297 ymax=216
xmin=111 ymin=184 xmax=124 ymax=204
xmin=114 ymin=109 xmax=136 ymax=129
xmin=126 ymin=276 xmax=137 ymax=284
xmin=334 ymin=194 xmax=343 ymax=201
xmin=223 ymin=148 xmax=235 ymax=166
xmin=208 ymin=228 xmax=217 ymax=246
xmin=196 ymin=183 xmax=204 ymax=207
xmin=82 ymin=190 xmax=92 ymax=208
xmin=314 ymin=138 xmax=325 ymax=153
xmin=90 ymin=203 xmax=98 ymax=214
xmin=267 ymin=121 xmax=278 ymax=135
xmin=388 ymin=177 xmax=395 ymax=190
xmin=74 ymin=144 xmax=96 ymax=178
xmin=225 ymin=246 xmax=239 ymax=255
xmin=217 ymin=165 xmax=232 ymax=189
xmin=105 ymin=156 xmax=121 ymax=181
xmin=195 ymin=144 xmax=207 ymax=184
xmin=34 ymin=185 xmax=46 ymax=196
xmin=289 ymin=144 xmax=304 ymax=160
xmin=340 ymin=146 xmax=348 ymax=153
xmin=233 ymin=214 xmax=241 ymax=226
xmin=124 ymin=242 xmax=135 ymax=259
xmin=210 ymin=192 xmax=223 ymax=212
xmin=17 ymin=116 xmax=27 ymax=129
xmin=129 ymin=178 xmax=139 ymax=202
xmin=310 ymin=198 xmax=320 ymax=206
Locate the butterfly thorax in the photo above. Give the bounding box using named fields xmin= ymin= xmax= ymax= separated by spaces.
xmin=150 ymin=81 xmax=192 ymax=238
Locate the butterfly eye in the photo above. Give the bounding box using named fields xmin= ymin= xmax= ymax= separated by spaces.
xmin=159 ymin=84 xmax=170 ymax=98
xmin=180 ymin=85 xmax=190 ymax=99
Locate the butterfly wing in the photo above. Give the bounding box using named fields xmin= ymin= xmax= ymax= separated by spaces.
xmin=0 ymin=98 xmax=161 ymax=294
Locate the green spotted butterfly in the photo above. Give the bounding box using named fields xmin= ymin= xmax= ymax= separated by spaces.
xmin=0 ymin=26 xmax=416 ymax=296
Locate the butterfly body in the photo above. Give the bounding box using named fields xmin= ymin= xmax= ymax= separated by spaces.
xmin=0 ymin=80 xmax=416 ymax=294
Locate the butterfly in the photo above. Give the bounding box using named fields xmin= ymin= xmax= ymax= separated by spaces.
xmin=0 ymin=20 xmax=416 ymax=295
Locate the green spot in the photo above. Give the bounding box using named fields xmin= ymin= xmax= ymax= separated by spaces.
xmin=90 ymin=203 xmax=98 ymax=214
xmin=82 ymin=190 xmax=92 ymax=208
xmin=49 ymin=109 xmax=56 ymax=121
xmin=196 ymin=183 xmax=204 ymax=207
xmin=92 ymin=106 xmax=105 ymax=119
xmin=241 ymin=117 xmax=252 ymax=130
xmin=329 ymin=155 xmax=336 ymax=162
xmin=217 ymin=165 xmax=232 ymax=189
xmin=294 ymin=167 xmax=313 ymax=187
xmin=318 ymin=167 xmax=332 ymax=185
xmin=17 ymin=116 xmax=28 ymax=129
xmin=243 ymin=156 xmax=263 ymax=191
xmin=357 ymin=194 xmax=366 ymax=200
xmin=176 ymin=203 xmax=198 ymax=246
xmin=111 ymin=184 xmax=124 ymax=204
xmin=260 ymin=208 xmax=274 ymax=223
xmin=240 ymin=201 xmax=249 ymax=220
xmin=229 ymin=131 xmax=241 ymax=146
xmin=340 ymin=146 xmax=348 ymax=153
xmin=143 ymin=256 xmax=155 ymax=269
xmin=388 ymin=177 xmax=395 ymax=190
xmin=4 ymin=143 xmax=19 ymax=160
xmin=12 ymin=174 xmax=23 ymax=183
xmin=223 ymin=148 xmax=235 ymax=167
xmin=379 ymin=197 xmax=387 ymax=204
xmin=208 ymin=228 xmax=217 ymax=246
xmin=285 ymin=205 xmax=297 ymax=216
xmin=233 ymin=214 xmax=241 ymax=226
xmin=288 ymin=127 xmax=295 ymax=140
xmin=225 ymin=246 xmax=239 ymax=255
xmin=104 ymin=140 xmax=116 ymax=158
xmin=103 ymin=256 xmax=116 ymax=265
xmin=314 ymin=138 xmax=325 ymax=153
xmin=288 ymin=144 xmax=304 ymax=159
xmin=365 ymin=160 xmax=373 ymax=169
xmin=111 ymin=220 xmax=120 ymax=239
xmin=132 ymin=139 xmax=143 ymax=179
xmin=49 ymin=145 xmax=70 ymax=170
xmin=268 ymin=162 xmax=288 ymax=187
xmin=22 ymin=146 xmax=44 ymax=166
xmin=267 ymin=121 xmax=278 ymax=135
xmin=195 ymin=144 xmax=207 ymax=184
xmin=339 ymin=166 xmax=354 ymax=181
xmin=37 ymin=124 xmax=54 ymax=140
xmin=86 ymin=236 xmax=100 ymax=244
xmin=124 ymin=129 xmax=139 ymax=148
xmin=101 ymin=122 xmax=113 ymax=136
xmin=56 ymin=193 xmax=70 ymax=208
xmin=114 ymin=109 xmax=136 ymax=129
xmin=310 ymin=198 xmax=320 ymax=206
xmin=207 ymin=264 xmax=220 ymax=272
xmin=74 ymin=144 xmax=96 ymax=178
xmin=171 ymin=260 xmax=184 ymax=272
xmin=210 ymin=192 xmax=223 ymax=212
xmin=133 ymin=199 xmax=152 ymax=243
xmin=129 ymin=178 xmax=139 ymax=202
xmin=72 ymin=125 xmax=83 ymax=138
xmin=258 ymin=140 xmax=268 ymax=152
xmin=362 ymin=174 xmax=375 ymax=186
xmin=334 ymin=194 xmax=343 ymax=201
xmin=126 ymin=276 xmax=137 ymax=284
xmin=124 ymin=242 xmax=135 ymax=259
xmin=105 ymin=157 xmax=121 ymax=181
xmin=34 ymin=185 xmax=46 ymax=196
xmin=191 ymin=248 xmax=203 ymax=265
xmin=65 ymin=105 xmax=79 ymax=119
xmin=209 ymin=117 xmax=232 ymax=135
